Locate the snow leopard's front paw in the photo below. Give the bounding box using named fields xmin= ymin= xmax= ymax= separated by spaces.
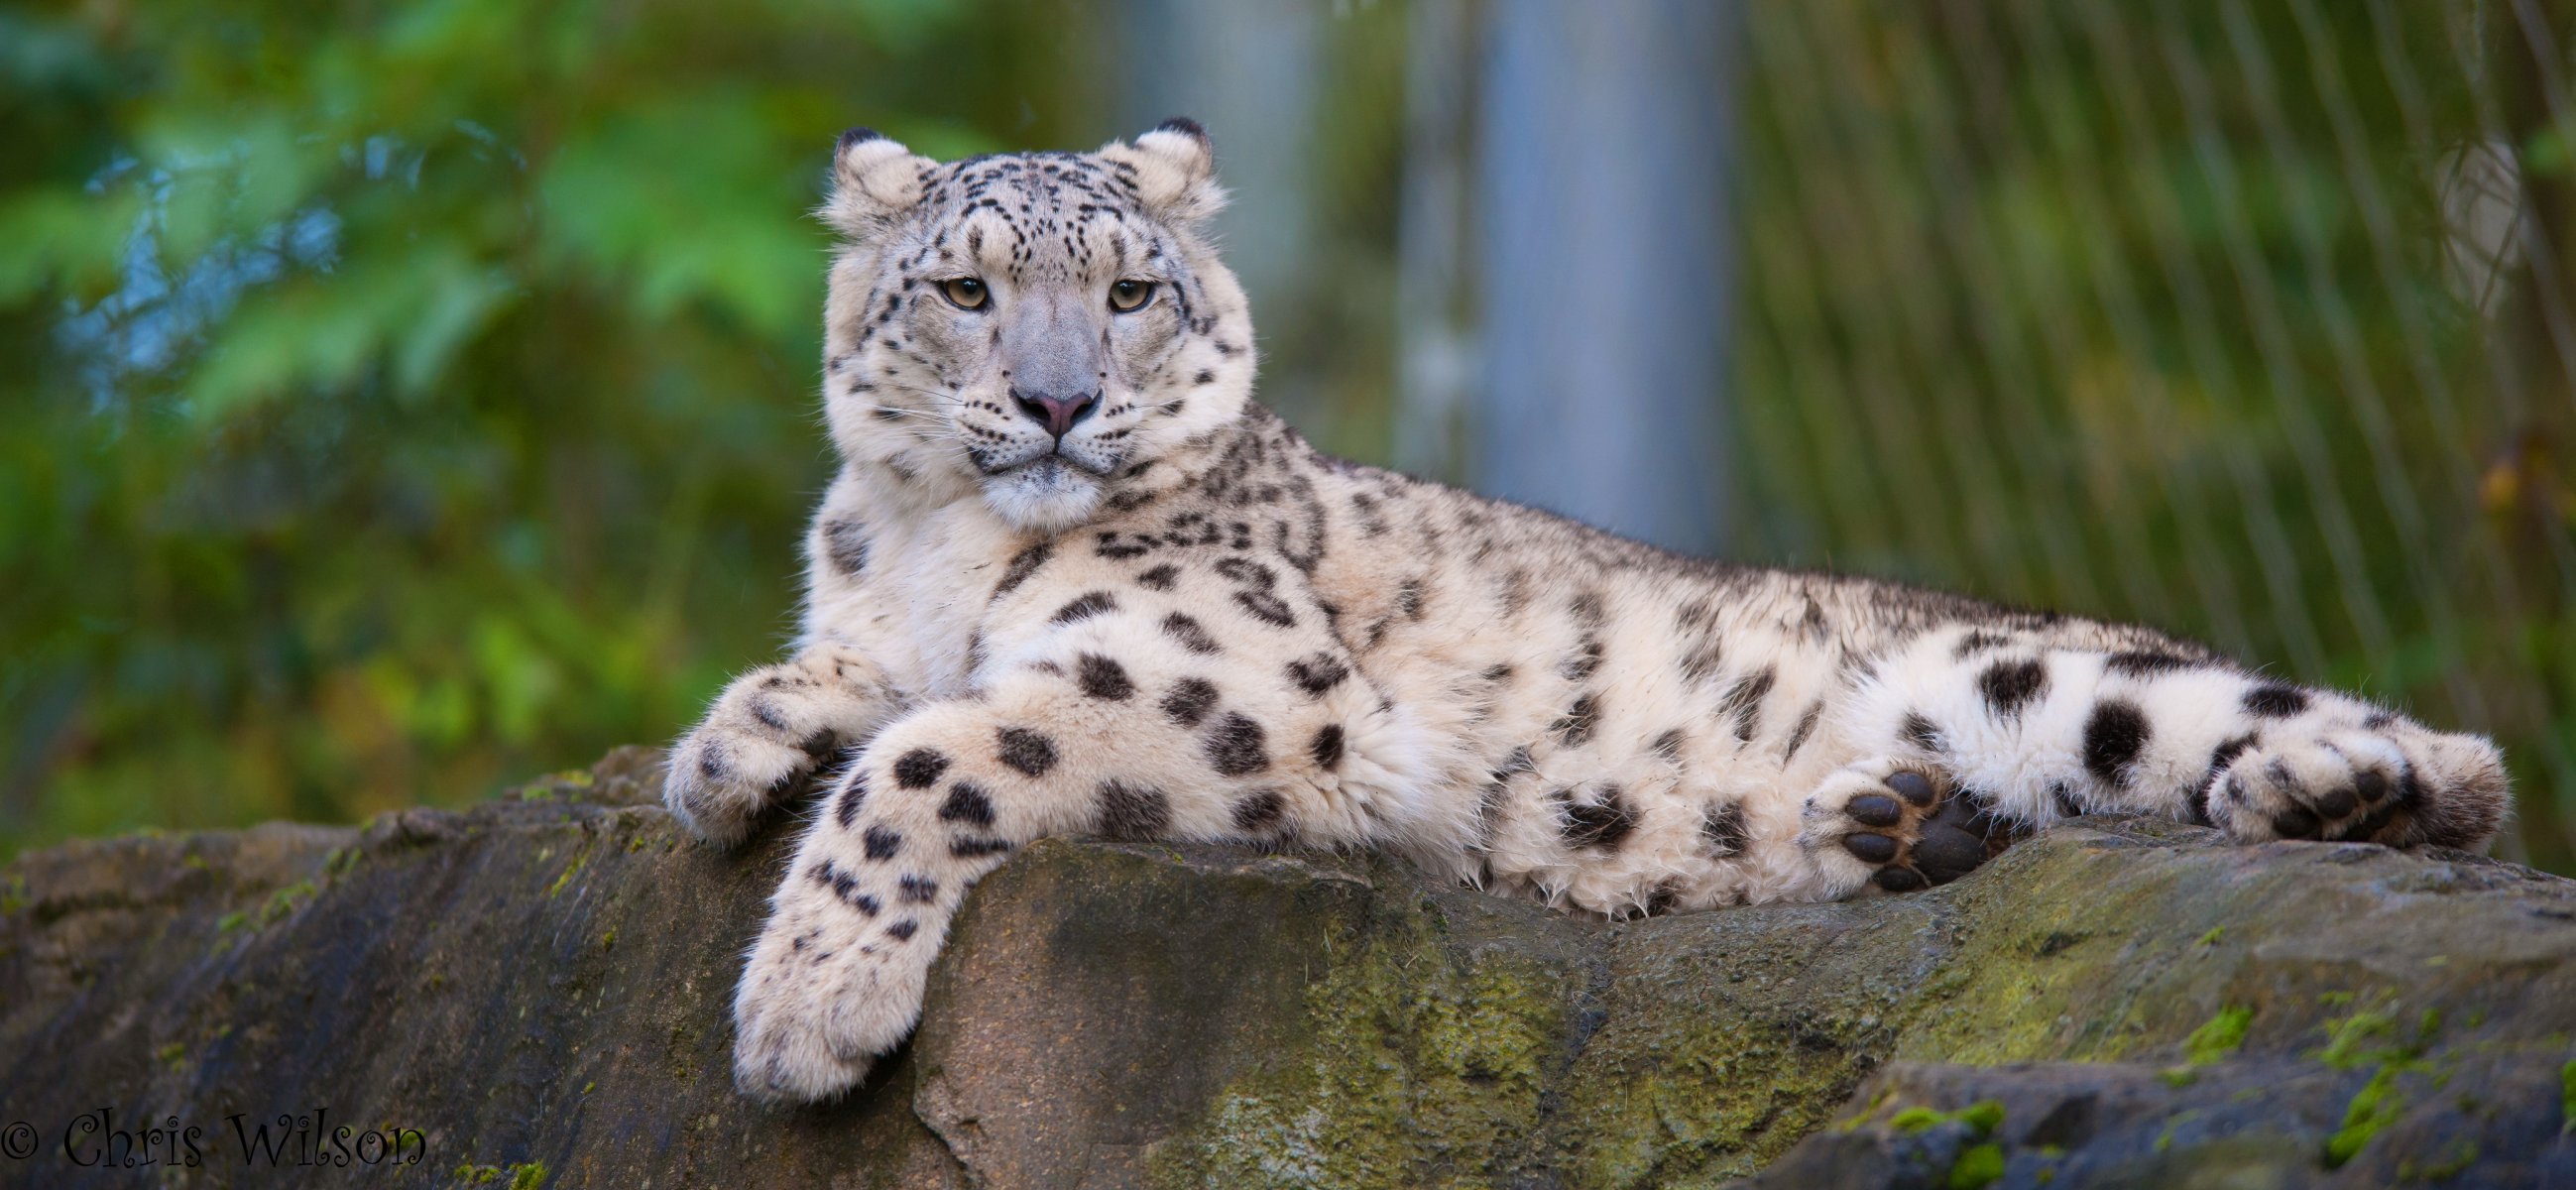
xmin=730 ymin=887 xmax=927 ymax=1105
xmin=2206 ymin=719 xmax=2507 ymax=850
xmin=1800 ymin=759 xmax=2013 ymax=896
xmin=665 ymin=648 xmax=897 ymax=847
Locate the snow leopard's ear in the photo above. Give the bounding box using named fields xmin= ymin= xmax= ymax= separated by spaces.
xmin=1100 ymin=118 xmax=1227 ymax=230
xmin=821 ymin=128 xmax=932 ymax=240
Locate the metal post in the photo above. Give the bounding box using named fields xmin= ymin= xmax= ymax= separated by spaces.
xmin=1469 ymin=0 xmax=1735 ymax=556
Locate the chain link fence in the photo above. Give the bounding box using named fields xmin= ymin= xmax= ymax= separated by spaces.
xmin=1728 ymin=0 xmax=2576 ymax=866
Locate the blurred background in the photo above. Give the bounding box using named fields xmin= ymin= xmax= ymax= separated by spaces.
xmin=5 ymin=0 xmax=2574 ymax=873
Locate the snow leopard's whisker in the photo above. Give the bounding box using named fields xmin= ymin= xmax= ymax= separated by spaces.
xmin=882 ymin=381 xmax=967 ymax=407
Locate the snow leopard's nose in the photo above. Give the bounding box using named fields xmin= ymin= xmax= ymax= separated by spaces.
xmin=1010 ymin=387 xmax=1099 ymax=438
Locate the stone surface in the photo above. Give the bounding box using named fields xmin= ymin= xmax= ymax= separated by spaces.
xmin=0 ymin=747 xmax=2572 ymax=1188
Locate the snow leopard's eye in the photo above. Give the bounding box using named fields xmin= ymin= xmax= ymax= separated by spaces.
xmin=1108 ymin=280 xmax=1155 ymax=312
xmin=940 ymin=277 xmax=990 ymax=310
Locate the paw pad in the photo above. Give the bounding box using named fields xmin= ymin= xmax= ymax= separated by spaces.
xmin=1846 ymin=794 xmax=1903 ymax=827
xmin=1815 ymin=766 xmax=2013 ymax=893
xmin=2213 ymin=729 xmax=2415 ymax=845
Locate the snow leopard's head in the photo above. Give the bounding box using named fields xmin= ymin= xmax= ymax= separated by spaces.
xmin=815 ymin=120 xmax=1257 ymax=533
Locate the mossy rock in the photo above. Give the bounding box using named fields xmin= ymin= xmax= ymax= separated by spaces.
xmin=2 ymin=748 xmax=2571 ymax=1187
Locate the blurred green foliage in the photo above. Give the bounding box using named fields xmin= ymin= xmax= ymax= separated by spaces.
xmin=4 ymin=0 xmax=2570 ymax=874
xmin=0 ymin=0 xmax=1129 ymax=851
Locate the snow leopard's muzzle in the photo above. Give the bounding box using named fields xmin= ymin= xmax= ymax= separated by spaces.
xmin=970 ymin=292 xmax=1124 ymax=480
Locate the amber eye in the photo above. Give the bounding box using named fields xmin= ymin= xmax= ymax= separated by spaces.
xmin=1109 ymin=279 xmax=1155 ymax=312
xmin=941 ymin=277 xmax=989 ymax=310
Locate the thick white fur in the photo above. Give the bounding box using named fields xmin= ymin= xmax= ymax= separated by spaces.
xmin=664 ymin=131 xmax=2513 ymax=1105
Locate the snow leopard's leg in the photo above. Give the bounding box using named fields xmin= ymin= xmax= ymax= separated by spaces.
xmin=729 ymin=602 xmax=1432 ymax=1103
xmin=1800 ymin=626 xmax=2509 ymax=896
xmin=664 ymin=644 xmax=906 ymax=848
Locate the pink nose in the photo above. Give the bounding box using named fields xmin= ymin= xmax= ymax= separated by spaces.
xmin=1011 ymin=389 xmax=1098 ymax=438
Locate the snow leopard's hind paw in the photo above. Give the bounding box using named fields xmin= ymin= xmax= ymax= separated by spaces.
xmin=2205 ymin=718 xmax=2509 ymax=850
xmin=1801 ymin=759 xmax=2017 ymax=896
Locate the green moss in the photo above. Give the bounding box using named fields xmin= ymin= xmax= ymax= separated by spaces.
xmin=2317 ymin=1000 xmax=2442 ymax=1071
xmin=2153 ymin=1004 xmax=2256 ymax=1087
xmin=1563 ymin=1000 xmax=1899 ymax=1183
xmin=1834 ymin=1086 xmax=1896 ymax=1132
xmin=0 ymin=874 xmax=26 ymax=915
xmin=155 ymin=1041 xmax=186 ymax=1071
xmin=2397 ymin=1138 xmax=2479 ymax=1181
xmin=2324 ymin=1067 xmax=2404 ymax=1166
xmin=1892 ymin=850 xmax=2198 ymax=1065
xmin=2194 ymin=926 xmax=2223 ymax=947
xmin=1947 ymin=1141 xmax=2004 ymax=1189
xmin=2166 ymin=1005 xmax=2252 ymax=1081
xmin=2308 ymin=996 xmax=2445 ymax=1167
xmin=259 ymin=880 xmax=317 ymax=925
xmin=2183 ymin=1006 xmax=2253 ymax=1067
xmin=2560 ymin=1059 xmax=2574 ymax=1135
xmin=1901 ymin=924 xmax=2098 ymax=1062
xmin=454 ymin=1163 xmax=547 ymax=1188
xmin=215 ymin=910 xmax=249 ymax=933
xmin=2317 ymin=1010 xmax=2400 ymax=1070
xmin=1147 ymin=895 xmax=1575 ymax=1190
xmin=546 ymin=852 xmax=586 ymax=898
xmin=1890 ymin=1100 xmax=2004 ymax=1138
xmin=2152 ymin=1109 xmax=2200 ymax=1153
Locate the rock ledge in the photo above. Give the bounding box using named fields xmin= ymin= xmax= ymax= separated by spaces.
xmin=3 ymin=747 xmax=2572 ymax=1188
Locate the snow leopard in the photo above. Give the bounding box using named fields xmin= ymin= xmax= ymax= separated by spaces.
xmin=662 ymin=120 xmax=2511 ymax=1104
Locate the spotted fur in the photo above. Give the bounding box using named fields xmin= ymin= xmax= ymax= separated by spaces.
xmin=663 ymin=123 xmax=2512 ymax=1105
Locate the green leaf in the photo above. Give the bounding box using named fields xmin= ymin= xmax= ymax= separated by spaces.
xmin=0 ymin=186 xmax=144 ymax=303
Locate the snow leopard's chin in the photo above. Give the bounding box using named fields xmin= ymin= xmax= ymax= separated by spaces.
xmin=981 ymin=456 xmax=1104 ymax=534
